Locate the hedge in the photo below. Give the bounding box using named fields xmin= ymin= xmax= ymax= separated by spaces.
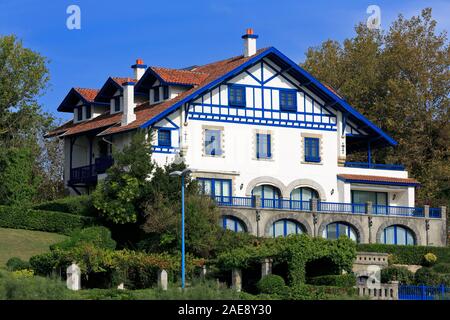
xmin=307 ymin=274 xmax=356 ymax=288
xmin=33 ymin=195 xmax=95 ymax=216
xmin=256 ymin=275 xmax=287 ymax=295
xmin=356 ymin=244 xmax=450 ymax=266
xmin=380 ymin=266 xmax=414 ymax=284
xmin=0 ymin=205 xmax=95 ymax=235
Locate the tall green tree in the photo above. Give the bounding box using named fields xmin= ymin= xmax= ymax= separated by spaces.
xmin=93 ymin=130 xmax=155 ymax=224
xmin=0 ymin=35 xmax=64 ymax=204
xmin=302 ymin=8 xmax=449 ymax=206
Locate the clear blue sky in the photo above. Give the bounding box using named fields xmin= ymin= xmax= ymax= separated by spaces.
xmin=0 ymin=0 xmax=448 ymax=121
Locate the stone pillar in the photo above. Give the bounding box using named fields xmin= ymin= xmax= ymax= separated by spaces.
xmin=254 ymin=195 xmax=261 ymax=208
xmin=261 ymin=259 xmax=272 ymax=278
xmin=232 ymin=268 xmax=242 ymax=292
xmin=312 ymin=213 xmax=318 ymax=237
xmin=366 ymin=201 xmax=373 ymax=215
xmin=158 ymin=269 xmax=168 ymax=291
xmin=66 ymin=263 xmax=81 ymax=291
xmin=390 ymin=281 xmax=399 ymax=300
xmin=310 ymin=198 xmax=318 ymax=213
xmin=441 ymin=206 xmax=447 ymax=220
xmin=424 ymin=205 xmax=430 ymax=218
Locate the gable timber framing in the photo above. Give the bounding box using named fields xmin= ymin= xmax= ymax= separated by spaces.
xmin=186 ymin=59 xmax=338 ymax=131
xmin=139 ymin=47 xmax=397 ymax=147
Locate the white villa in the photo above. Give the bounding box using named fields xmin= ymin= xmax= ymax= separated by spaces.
xmin=47 ymin=29 xmax=447 ymax=247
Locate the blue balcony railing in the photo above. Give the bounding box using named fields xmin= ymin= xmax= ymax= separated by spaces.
xmin=212 ymin=196 xmax=442 ymax=219
xmin=373 ymin=205 xmax=424 ymax=217
xmin=429 ymin=207 xmax=442 ymax=218
xmin=318 ymin=202 xmax=366 ymax=214
xmin=69 ymin=156 xmax=114 ymax=185
xmin=344 ymin=162 xmax=405 ymax=171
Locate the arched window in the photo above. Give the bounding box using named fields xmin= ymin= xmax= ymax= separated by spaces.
xmin=273 ymin=219 xmax=305 ymax=237
xmin=252 ymin=184 xmax=281 ymax=208
xmin=290 ymin=187 xmax=319 ymax=201
xmin=221 ymin=215 xmax=247 ymax=232
xmin=322 ymin=222 xmax=358 ymax=242
xmin=290 ymin=187 xmax=319 ymax=210
xmin=382 ymin=225 xmax=415 ymax=245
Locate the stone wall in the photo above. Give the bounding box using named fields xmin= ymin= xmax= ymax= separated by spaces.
xmin=219 ymin=204 xmax=447 ymax=246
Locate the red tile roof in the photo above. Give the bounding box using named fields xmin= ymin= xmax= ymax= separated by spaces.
xmin=74 ymin=88 xmax=99 ymax=102
xmin=45 ymin=120 xmax=76 ymax=138
xmin=49 ymin=48 xmax=270 ymax=138
xmin=111 ymin=77 xmax=137 ymax=86
xmin=337 ymin=174 xmax=419 ymax=186
xmin=150 ymin=67 xmax=208 ymax=86
xmin=61 ymin=111 xmax=121 ymax=137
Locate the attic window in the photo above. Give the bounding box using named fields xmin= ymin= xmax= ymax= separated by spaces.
xmin=85 ymin=105 xmax=92 ymax=119
xmin=154 ymin=87 xmax=160 ymax=102
xmin=163 ymin=86 xmax=169 ymax=100
xmin=114 ymin=96 xmax=121 ymax=112
xmin=77 ymin=107 xmax=83 ymax=121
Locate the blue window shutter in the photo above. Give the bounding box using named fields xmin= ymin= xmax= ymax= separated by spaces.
xmin=256 ymin=133 xmax=260 ymax=158
xmin=267 ymin=134 xmax=271 ymax=157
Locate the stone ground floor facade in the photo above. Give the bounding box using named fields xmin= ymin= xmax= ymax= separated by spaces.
xmin=218 ymin=200 xmax=447 ymax=247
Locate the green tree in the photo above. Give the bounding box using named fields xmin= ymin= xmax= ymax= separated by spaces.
xmin=302 ymin=8 xmax=449 ymax=206
xmin=0 ymin=147 xmax=40 ymax=206
xmin=141 ymin=161 xmax=221 ymax=258
xmin=92 ymin=130 xmax=154 ymax=224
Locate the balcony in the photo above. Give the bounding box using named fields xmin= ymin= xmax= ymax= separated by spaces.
xmin=344 ymin=162 xmax=405 ymax=171
xmin=213 ymin=196 xmax=442 ymax=219
xmin=69 ymin=156 xmax=114 ymax=185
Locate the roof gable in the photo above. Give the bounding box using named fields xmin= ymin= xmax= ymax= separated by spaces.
xmin=139 ymin=47 xmax=397 ymax=147
xmin=57 ymin=88 xmax=99 ymax=112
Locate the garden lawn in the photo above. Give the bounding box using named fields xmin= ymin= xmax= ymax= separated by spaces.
xmin=0 ymin=227 xmax=67 ymax=267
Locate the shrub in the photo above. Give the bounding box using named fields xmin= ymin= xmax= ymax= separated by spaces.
xmin=0 ymin=271 xmax=71 ymax=300
xmin=34 ymin=195 xmax=96 ymax=216
xmin=286 ymin=284 xmax=357 ymax=300
xmin=29 ymin=252 xmax=59 ymax=276
xmin=414 ymin=267 xmax=444 ymax=285
xmin=356 ymin=244 xmax=450 ymax=266
xmin=51 ymin=226 xmax=116 ymax=251
xmin=11 ymin=269 xmax=34 ymax=278
xmin=256 ymin=275 xmax=287 ymax=295
xmin=0 ymin=205 xmax=94 ymax=235
xmin=432 ymin=263 xmax=450 ymax=274
xmin=381 ymin=266 xmax=414 ymax=284
xmin=423 ymin=253 xmax=438 ymax=267
xmin=307 ymin=274 xmax=356 ymax=287
xmin=6 ymin=257 xmax=31 ymax=271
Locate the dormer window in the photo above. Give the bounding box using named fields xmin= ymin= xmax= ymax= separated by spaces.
xmin=77 ymin=107 xmax=83 ymax=121
xmin=114 ymin=96 xmax=121 ymax=112
xmin=85 ymin=105 xmax=92 ymax=119
xmin=163 ymin=86 xmax=169 ymax=100
xmin=154 ymin=87 xmax=160 ymax=102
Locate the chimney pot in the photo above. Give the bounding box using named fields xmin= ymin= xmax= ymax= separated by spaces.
xmin=136 ymin=58 xmax=144 ymax=65
xmin=246 ymin=28 xmax=253 ymax=35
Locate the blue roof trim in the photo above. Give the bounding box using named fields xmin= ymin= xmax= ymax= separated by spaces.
xmin=242 ymin=34 xmax=259 ymax=39
xmin=139 ymin=46 xmax=397 ymax=147
xmin=94 ymin=77 xmax=123 ymax=102
xmin=337 ymin=176 xmax=419 ymax=187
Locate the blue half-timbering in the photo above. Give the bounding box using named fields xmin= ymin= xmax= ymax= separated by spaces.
xmin=185 ymin=59 xmax=339 ymax=131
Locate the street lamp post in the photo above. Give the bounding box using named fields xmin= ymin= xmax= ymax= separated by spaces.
xmin=169 ymin=168 xmax=194 ymax=289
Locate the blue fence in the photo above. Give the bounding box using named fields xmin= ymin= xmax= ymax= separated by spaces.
xmin=344 ymin=162 xmax=405 ymax=171
xmin=399 ymin=285 xmax=449 ymax=300
xmin=318 ymin=202 xmax=366 ymax=214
